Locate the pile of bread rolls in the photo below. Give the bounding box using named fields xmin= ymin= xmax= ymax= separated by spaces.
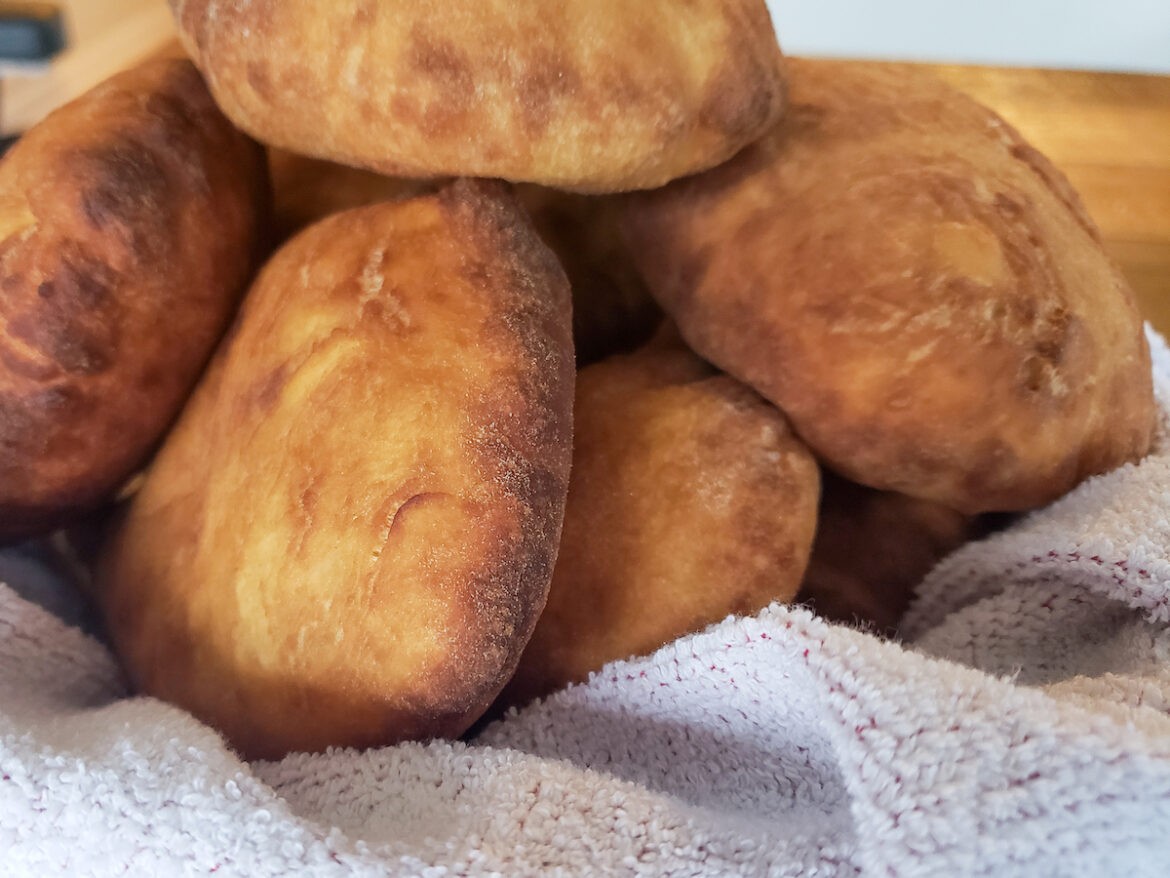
xmin=0 ymin=1 xmax=1153 ymax=759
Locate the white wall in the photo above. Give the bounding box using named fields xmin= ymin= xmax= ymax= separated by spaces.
xmin=765 ymin=0 xmax=1170 ymax=74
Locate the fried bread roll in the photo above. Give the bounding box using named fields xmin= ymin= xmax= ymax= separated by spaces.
xmin=170 ymin=0 xmax=787 ymax=192
xmin=96 ymin=181 xmax=574 ymax=759
xmin=0 ymin=58 xmax=268 ymax=540
xmin=798 ymin=473 xmax=979 ymax=635
xmin=621 ymin=58 xmax=1155 ymax=513
xmin=499 ymin=337 xmax=819 ymax=708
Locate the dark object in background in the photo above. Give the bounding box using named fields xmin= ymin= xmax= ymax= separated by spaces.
xmin=0 ymin=3 xmax=65 ymax=63
xmin=0 ymin=3 xmax=66 ymax=155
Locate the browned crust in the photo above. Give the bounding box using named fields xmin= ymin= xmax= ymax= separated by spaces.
xmin=0 ymin=58 xmax=269 ymax=540
xmin=621 ymin=57 xmax=1155 ymax=513
xmin=498 ymin=340 xmax=819 ymax=708
xmin=168 ymin=0 xmax=787 ymax=192
xmin=266 ymin=147 xmax=442 ymax=243
xmin=95 ymin=181 xmax=573 ymax=759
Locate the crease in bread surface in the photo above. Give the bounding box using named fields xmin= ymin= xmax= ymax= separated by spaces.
xmin=96 ymin=180 xmax=574 ymax=760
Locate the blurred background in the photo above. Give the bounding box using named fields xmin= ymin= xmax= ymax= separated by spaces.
xmin=0 ymin=0 xmax=174 ymax=135
xmin=4 ymin=0 xmax=1168 ymax=134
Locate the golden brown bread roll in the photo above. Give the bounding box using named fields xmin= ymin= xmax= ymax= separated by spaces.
xmin=96 ymin=181 xmax=574 ymax=759
xmin=621 ymin=58 xmax=1155 ymax=514
xmin=0 ymin=58 xmax=268 ymax=541
xmin=170 ymin=0 xmax=787 ymax=192
xmin=498 ymin=337 xmax=819 ymax=709
xmin=516 ymin=185 xmax=662 ymax=365
xmin=798 ymin=473 xmax=979 ymax=635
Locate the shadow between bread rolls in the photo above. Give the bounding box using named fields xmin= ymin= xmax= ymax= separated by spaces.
xmin=515 ymin=185 xmax=662 ymax=365
xmin=797 ymin=472 xmax=983 ymax=636
xmin=266 ymin=148 xmax=440 ymax=244
xmin=95 ymin=181 xmax=574 ymax=760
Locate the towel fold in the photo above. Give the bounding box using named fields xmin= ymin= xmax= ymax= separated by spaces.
xmin=4 ymin=330 xmax=1170 ymax=877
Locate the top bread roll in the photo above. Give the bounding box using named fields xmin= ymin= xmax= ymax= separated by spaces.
xmin=0 ymin=58 xmax=268 ymax=541
xmin=169 ymin=0 xmax=787 ymax=192
xmin=621 ymin=58 xmax=1156 ymax=514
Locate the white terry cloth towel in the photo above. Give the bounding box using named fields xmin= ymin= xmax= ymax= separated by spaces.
xmin=3 ymin=329 xmax=1170 ymax=877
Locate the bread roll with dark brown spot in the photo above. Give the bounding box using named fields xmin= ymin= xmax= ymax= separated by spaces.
xmin=95 ymin=181 xmax=574 ymax=759
xmin=621 ymin=58 xmax=1155 ymax=514
xmin=170 ymin=0 xmax=787 ymax=192
xmin=498 ymin=336 xmax=819 ymax=709
xmin=0 ymin=58 xmax=268 ymax=541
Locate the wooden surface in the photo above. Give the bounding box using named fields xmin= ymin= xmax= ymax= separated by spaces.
xmin=0 ymin=0 xmax=174 ymax=136
xmin=918 ymin=63 xmax=1170 ymax=333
